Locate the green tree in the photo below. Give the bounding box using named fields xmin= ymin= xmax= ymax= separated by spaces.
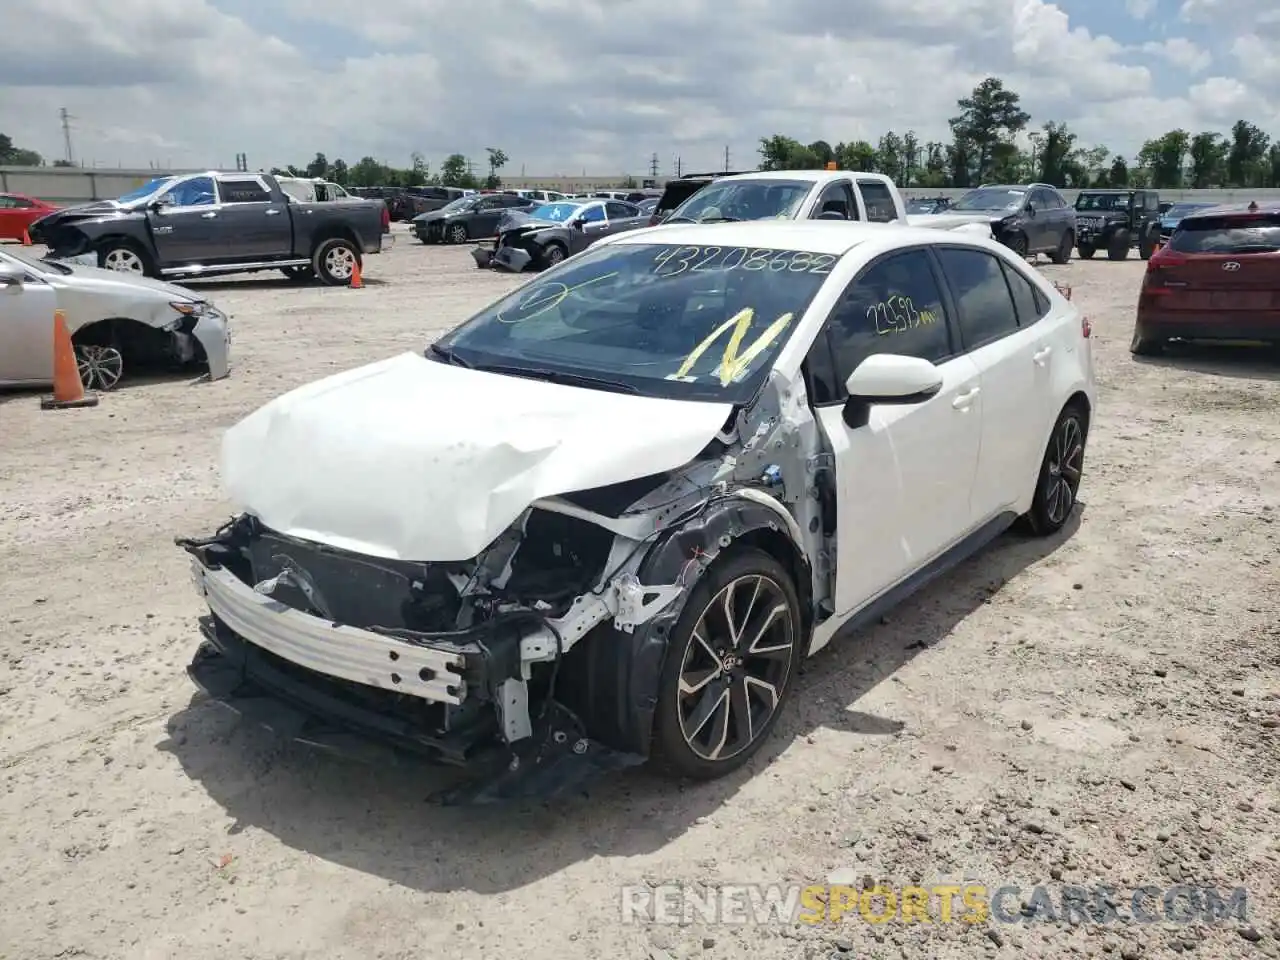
xmin=304 ymin=152 xmax=328 ymax=179
xmin=410 ymin=151 xmax=429 ymax=184
xmin=484 ymin=147 xmax=508 ymax=189
xmin=946 ymin=139 xmax=974 ymax=187
xmin=348 ymin=156 xmax=387 ymax=187
xmin=1036 ymin=121 xmax=1077 ymax=186
xmin=807 ymin=140 xmax=834 ymax=165
xmin=330 ymin=158 xmax=348 ymax=184
xmin=949 ymin=77 xmax=1030 ymax=183
xmin=900 ymin=131 xmax=920 ymax=185
xmin=1188 ymin=131 xmax=1227 ymax=187
xmin=834 ymin=140 xmax=876 ymax=172
xmin=1226 ymin=120 xmax=1269 ymax=187
xmin=1137 ymin=130 xmax=1189 ymax=188
xmin=875 ymin=131 xmax=905 ymax=180
xmin=918 ymin=142 xmax=949 ymax=187
xmin=757 ymin=134 xmax=816 ymax=170
xmin=440 ymin=153 xmax=469 ymax=186
xmin=1109 ymin=155 xmax=1129 ymax=186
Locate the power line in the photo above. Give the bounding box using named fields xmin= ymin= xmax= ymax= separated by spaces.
xmin=60 ymin=107 xmax=75 ymax=165
xmin=649 ymin=152 xmax=659 ymax=177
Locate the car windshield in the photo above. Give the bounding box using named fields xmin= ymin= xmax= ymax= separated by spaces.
xmin=1 ymin=248 xmax=70 ymax=275
xmin=669 ymin=180 xmax=810 ymax=222
xmin=117 ymin=178 xmax=174 ymax=204
xmin=1165 ymin=203 xmax=1209 ymax=219
xmin=528 ymin=202 xmax=581 ymax=222
xmin=906 ymin=200 xmax=940 ymax=214
xmin=440 ymin=196 xmax=476 ymax=213
xmin=430 ymin=241 xmax=836 ymax=403
xmin=1075 ymin=193 xmax=1130 ymax=211
xmin=1169 ymin=214 xmax=1280 ymax=254
xmin=951 ymin=188 xmax=1025 ymax=212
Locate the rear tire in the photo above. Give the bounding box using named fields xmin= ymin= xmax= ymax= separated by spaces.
xmin=1019 ymin=402 xmax=1088 ymax=537
xmin=312 ymin=237 xmax=361 ymax=286
xmin=651 ymin=548 xmax=802 ymax=780
xmin=1050 ymin=230 xmax=1073 ymax=265
xmin=1107 ymin=230 xmax=1131 ymax=261
xmin=1077 ymin=244 xmax=1096 ymax=260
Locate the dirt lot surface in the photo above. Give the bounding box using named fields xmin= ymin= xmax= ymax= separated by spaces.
xmin=1 ymin=230 xmax=1277 ymax=960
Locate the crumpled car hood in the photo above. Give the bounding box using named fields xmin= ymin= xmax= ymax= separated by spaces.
xmin=220 ymin=351 xmax=735 ymax=562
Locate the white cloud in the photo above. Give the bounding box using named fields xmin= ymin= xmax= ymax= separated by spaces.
xmin=0 ymin=0 xmax=1274 ymax=174
xmin=1126 ymin=0 xmax=1157 ymax=17
xmin=1140 ymin=38 xmax=1211 ymax=72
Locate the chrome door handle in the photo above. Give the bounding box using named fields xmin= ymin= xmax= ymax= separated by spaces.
xmin=1033 ymin=347 xmax=1052 ymax=364
xmin=952 ymin=386 xmax=980 ymax=409
xmin=265 ymin=208 xmax=281 ymax=216
xmin=201 ymin=212 xmax=217 ymax=219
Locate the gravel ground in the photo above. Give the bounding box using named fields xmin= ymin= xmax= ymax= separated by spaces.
xmin=1 ymin=228 xmax=1277 ymax=960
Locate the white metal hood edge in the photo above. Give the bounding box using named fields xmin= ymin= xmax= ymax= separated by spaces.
xmin=220 ymin=351 xmax=736 ymax=562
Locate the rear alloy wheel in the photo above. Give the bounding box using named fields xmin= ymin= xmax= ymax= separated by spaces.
xmin=1050 ymin=230 xmax=1073 ymax=265
xmin=653 ymin=549 xmax=801 ymax=780
xmin=76 ymin=344 xmax=124 ymax=391
xmin=1020 ymin=404 xmax=1087 ymax=536
xmin=312 ymin=238 xmax=361 ymax=286
xmin=98 ymin=244 xmax=149 ymax=276
xmin=447 ymin=223 xmax=469 ymax=244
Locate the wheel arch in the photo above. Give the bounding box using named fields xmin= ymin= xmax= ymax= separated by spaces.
xmin=309 ymin=225 xmax=361 ymax=258
xmin=559 ymin=494 xmax=812 ymax=758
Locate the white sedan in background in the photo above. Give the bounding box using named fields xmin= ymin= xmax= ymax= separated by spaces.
xmin=0 ymin=246 xmax=230 ymax=390
xmin=180 ymin=220 xmax=1093 ymax=799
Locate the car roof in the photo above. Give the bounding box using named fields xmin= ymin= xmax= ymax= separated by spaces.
xmin=608 ymin=220 xmax=975 ymax=255
xmin=1181 ymin=201 xmax=1280 ymax=220
xmin=711 ymin=170 xmax=894 ymax=186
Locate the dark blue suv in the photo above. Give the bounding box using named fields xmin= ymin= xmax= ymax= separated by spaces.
xmin=947 ymin=183 xmax=1077 ymax=263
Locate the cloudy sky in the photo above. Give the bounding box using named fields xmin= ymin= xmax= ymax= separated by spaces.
xmin=2 ymin=0 xmax=1278 ymax=176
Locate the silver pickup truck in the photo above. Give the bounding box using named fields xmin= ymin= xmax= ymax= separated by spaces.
xmin=29 ymin=171 xmax=389 ymax=285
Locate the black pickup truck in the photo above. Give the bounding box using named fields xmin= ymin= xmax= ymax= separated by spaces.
xmin=29 ymin=171 xmax=389 ymax=285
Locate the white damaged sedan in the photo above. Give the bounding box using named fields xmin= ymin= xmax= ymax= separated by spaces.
xmin=179 ymin=220 xmax=1094 ymax=802
xmin=0 ymin=246 xmax=230 ymax=390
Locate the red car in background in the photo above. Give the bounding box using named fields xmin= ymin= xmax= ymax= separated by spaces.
xmin=1135 ymin=201 xmax=1280 ymax=355
xmin=0 ymin=193 xmax=58 ymax=242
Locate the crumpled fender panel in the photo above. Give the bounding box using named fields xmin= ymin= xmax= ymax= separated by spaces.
xmin=566 ymin=495 xmax=811 ymax=757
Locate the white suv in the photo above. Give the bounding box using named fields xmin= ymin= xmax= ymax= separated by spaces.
xmin=181 ymin=220 xmax=1095 ymax=799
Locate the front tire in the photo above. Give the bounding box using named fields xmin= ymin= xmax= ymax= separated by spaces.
xmin=652 ymin=548 xmax=802 ymax=780
xmin=312 ymin=238 xmax=361 ymax=286
xmin=1019 ymin=403 xmax=1088 ymax=537
xmin=539 ymin=242 xmax=567 ymax=270
xmin=97 ymin=242 xmax=152 ymax=277
xmin=1077 ymin=244 xmax=1096 ymax=260
xmin=1006 ymin=233 xmax=1030 ymax=259
xmin=1138 ymin=228 xmax=1157 ymax=260
xmin=447 ymin=223 xmax=470 ymax=244
xmin=1107 ymin=230 xmax=1131 ymax=261
xmin=1050 ymin=230 xmax=1074 ymax=265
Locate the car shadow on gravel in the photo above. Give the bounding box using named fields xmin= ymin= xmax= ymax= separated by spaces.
xmin=158 ymin=507 xmax=1082 ymax=895
xmin=1131 ymin=343 xmax=1280 ymax=381
xmin=184 ymin=276 xmax=390 ymax=291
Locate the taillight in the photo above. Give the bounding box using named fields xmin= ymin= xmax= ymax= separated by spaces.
xmin=381 ymin=204 xmax=390 ymax=228
xmin=1141 ymin=247 xmax=1186 ymax=295
xmin=1081 ymin=315 xmax=1091 ymax=338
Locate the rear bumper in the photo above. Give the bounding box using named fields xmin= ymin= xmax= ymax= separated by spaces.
xmin=1136 ymin=313 xmax=1280 ymax=343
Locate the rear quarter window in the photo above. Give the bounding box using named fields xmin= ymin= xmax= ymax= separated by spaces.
xmin=1170 ymin=214 xmax=1280 ymax=253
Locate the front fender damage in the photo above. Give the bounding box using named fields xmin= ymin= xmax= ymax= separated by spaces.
xmin=179 ymin=367 xmax=832 ymax=802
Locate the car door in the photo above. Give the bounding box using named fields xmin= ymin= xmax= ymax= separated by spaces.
xmin=932 ymin=246 xmax=1044 ymax=521
xmin=572 ymin=202 xmax=609 ymax=252
xmin=212 ymin=176 xmax=292 ymax=259
xmin=1030 ymin=188 xmax=1060 ymax=252
xmin=809 ymin=181 xmax=857 ymax=221
xmin=0 ymin=258 xmax=59 ymax=384
xmin=810 ymin=247 xmax=984 ymax=615
xmin=147 ymin=176 xmax=222 ymax=264
xmin=0 ymin=196 xmax=21 ymax=240
xmin=604 ymin=201 xmax=645 ymax=237
xmin=469 ymin=196 xmax=506 ymax=238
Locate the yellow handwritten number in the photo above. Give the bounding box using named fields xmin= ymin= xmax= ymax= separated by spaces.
xmin=672 ymin=308 xmax=794 ymax=386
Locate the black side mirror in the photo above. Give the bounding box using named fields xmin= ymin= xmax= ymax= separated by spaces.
xmin=1025 ymin=202 xmax=1036 ymax=216
xmin=571 ymin=218 xmax=586 ymax=229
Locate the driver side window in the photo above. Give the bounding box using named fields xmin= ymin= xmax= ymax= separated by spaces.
xmin=579 ymin=205 xmax=605 ymax=223
xmin=812 ymin=182 xmax=856 ymax=221
xmin=162 ymin=177 xmax=217 ymax=207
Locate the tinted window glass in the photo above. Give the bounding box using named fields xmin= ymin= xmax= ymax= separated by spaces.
xmin=1169 ymin=215 xmax=1280 ymax=253
xmin=857 ymin=180 xmax=898 ymax=222
xmin=827 ymin=250 xmax=951 ymax=383
xmin=935 ymin=248 xmax=1020 ymax=347
xmin=814 ymin=183 xmax=854 ymax=220
xmin=579 ymin=204 xmax=605 ymax=223
xmin=220 ymin=179 xmax=270 ymax=203
xmin=672 ymin=179 xmax=810 ymax=222
xmin=0 ymin=197 xmax=14 ymax=209
xmin=9 ymin=196 xmax=33 ymax=208
xmin=1000 ymin=260 xmax=1047 ymax=326
xmin=435 ymin=242 xmax=835 ymax=404
xmin=804 ymin=334 xmax=841 ymax=405
xmin=606 ymin=201 xmax=637 ymax=219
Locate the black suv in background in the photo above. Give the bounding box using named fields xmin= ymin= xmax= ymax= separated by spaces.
xmin=947 ymin=183 xmax=1077 ymax=263
xmin=1073 ymin=189 xmax=1161 ymax=260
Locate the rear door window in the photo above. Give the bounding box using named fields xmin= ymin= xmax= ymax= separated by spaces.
xmin=1169 ymin=215 xmax=1280 ymax=253
xmin=857 ymin=179 xmax=898 ymax=222
xmin=934 ymin=247 xmax=1021 ymax=349
xmin=605 ymin=201 xmax=637 ymax=219
xmin=220 ymin=179 xmax=271 ymax=203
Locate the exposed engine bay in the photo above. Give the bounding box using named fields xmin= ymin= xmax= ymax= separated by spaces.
xmin=178 ymin=366 xmax=832 ymax=802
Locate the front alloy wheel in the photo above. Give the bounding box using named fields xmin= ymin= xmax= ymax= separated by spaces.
xmin=654 ymin=549 xmax=801 ymax=779
xmin=76 ymin=344 xmax=124 ymax=391
xmin=99 ymin=246 xmax=146 ymax=274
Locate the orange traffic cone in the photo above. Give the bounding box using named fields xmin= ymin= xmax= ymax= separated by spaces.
xmin=41 ymin=310 xmax=99 ymax=410
xmin=349 ymin=258 xmax=363 ymax=288
xmin=21 ymin=228 xmax=32 ymax=246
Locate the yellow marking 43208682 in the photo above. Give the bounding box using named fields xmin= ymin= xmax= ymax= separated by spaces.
xmin=670 ymin=307 xmax=794 ymax=386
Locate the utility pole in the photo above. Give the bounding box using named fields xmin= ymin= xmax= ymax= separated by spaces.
xmin=724 ymin=144 xmax=730 ymax=172
xmin=60 ymin=107 xmax=75 ymax=165
xmin=675 ymin=155 xmax=683 ymax=178
xmin=465 ymin=157 xmax=475 ymax=178
xmin=649 ymin=152 xmax=659 ymax=178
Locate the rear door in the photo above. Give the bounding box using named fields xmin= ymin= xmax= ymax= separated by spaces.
xmin=933 ymin=245 xmax=1044 ymax=520
xmin=1153 ymin=213 xmax=1280 ymax=318
xmin=604 ymin=201 xmax=645 ymax=237
xmin=214 ymin=176 xmax=292 ymax=259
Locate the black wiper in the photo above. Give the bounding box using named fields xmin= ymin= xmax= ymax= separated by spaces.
xmin=473 ymin=363 xmax=638 ymax=394
xmin=698 ymin=216 xmax=742 ymax=222
xmin=427 ymin=342 xmax=472 ymax=367
xmin=663 ymin=215 xmax=695 ymax=223
xmin=1224 ymin=244 xmax=1280 ymax=253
